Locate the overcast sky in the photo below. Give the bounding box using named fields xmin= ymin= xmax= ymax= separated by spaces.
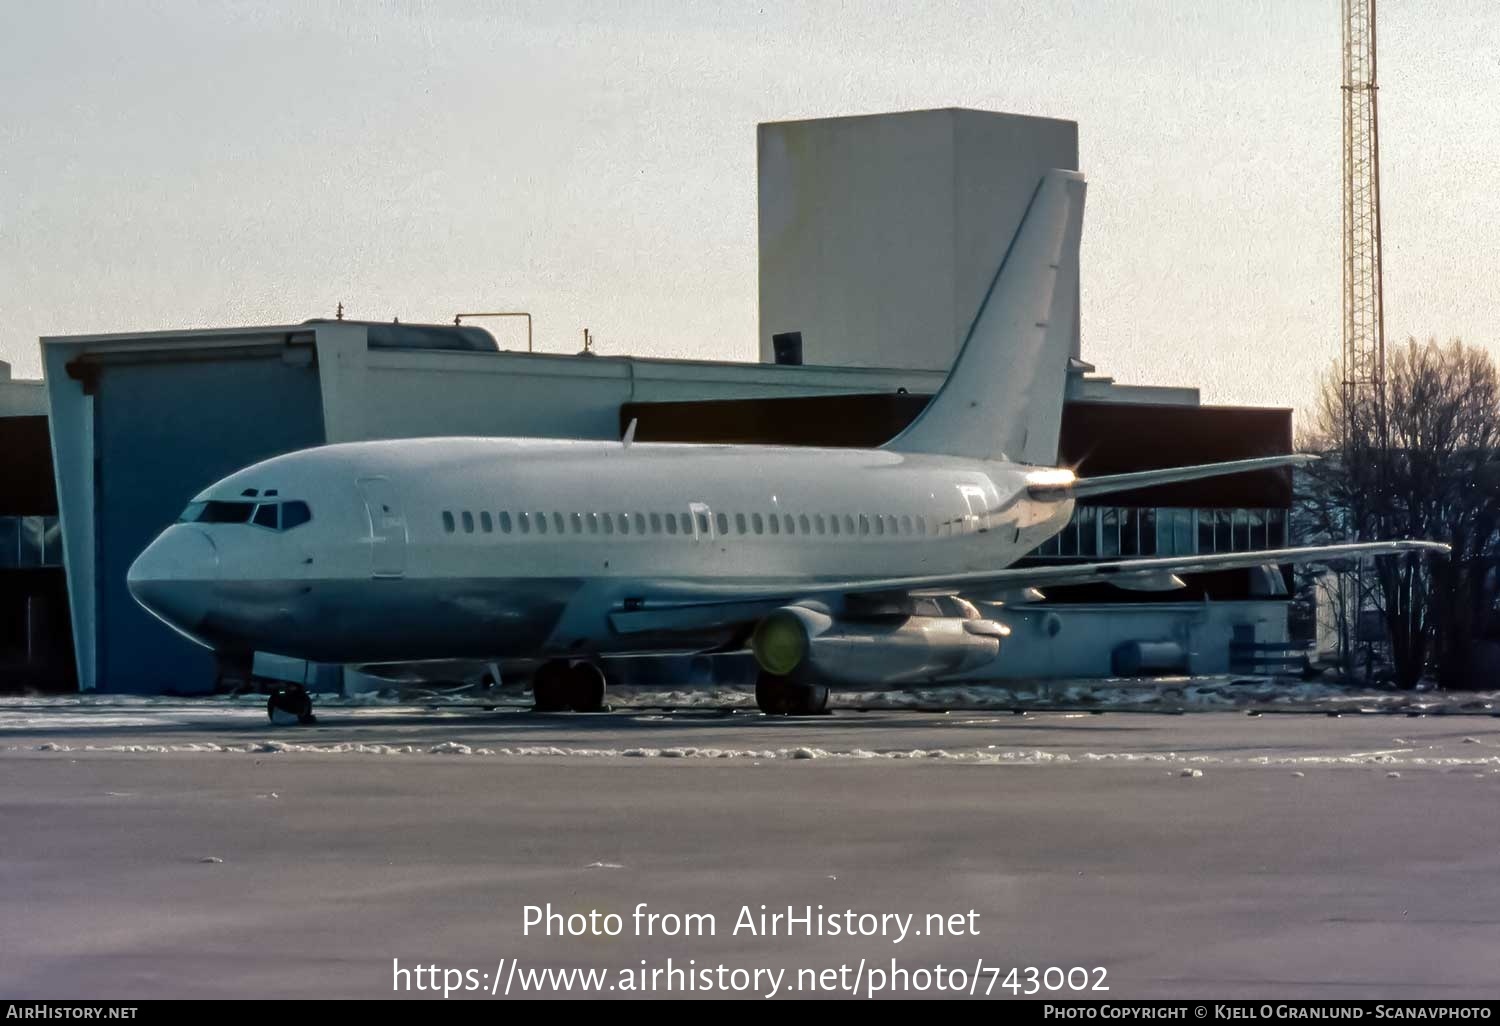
xmin=2 ymin=0 xmax=1496 ymax=412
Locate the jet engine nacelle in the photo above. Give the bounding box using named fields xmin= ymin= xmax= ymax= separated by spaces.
xmin=750 ymin=604 xmax=1007 ymax=686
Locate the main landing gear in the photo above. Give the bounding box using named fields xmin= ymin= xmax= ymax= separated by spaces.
xmin=754 ymin=672 xmax=830 ymax=716
xmin=531 ymin=660 xmax=608 ymax=713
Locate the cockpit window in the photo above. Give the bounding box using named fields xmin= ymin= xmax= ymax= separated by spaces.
xmin=179 ymin=499 xmax=311 ymax=531
xmin=195 ymin=501 xmax=255 ymax=524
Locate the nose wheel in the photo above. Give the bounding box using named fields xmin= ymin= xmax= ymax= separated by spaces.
xmin=267 ymin=683 xmax=317 ymax=725
xmin=531 ymin=660 xmax=608 ymax=713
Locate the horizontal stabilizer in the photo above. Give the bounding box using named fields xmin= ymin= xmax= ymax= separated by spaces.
xmin=1029 ymin=454 xmax=1318 ymax=501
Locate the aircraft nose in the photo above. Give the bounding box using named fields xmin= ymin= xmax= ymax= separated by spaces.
xmin=127 ymin=526 xmax=220 ymax=633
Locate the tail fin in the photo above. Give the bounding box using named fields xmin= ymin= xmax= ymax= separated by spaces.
xmin=882 ymin=168 xmax=1085 ymax=464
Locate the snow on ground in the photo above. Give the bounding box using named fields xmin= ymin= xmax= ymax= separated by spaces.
xmin=2 ymin=675 xmax=1496 ymax=722
xmin=3 ymin=677 xmax=1498 ymax=770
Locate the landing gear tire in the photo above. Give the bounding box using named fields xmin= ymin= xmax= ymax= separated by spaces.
xmin=532 ymin=660 xmax=608 ymax=712
xmin=566 ymin=662 xmax=608 ymax=713
xmin=531 ymin=661 xmax=572 ymax=712
xmin=755 ymin=673 xmax=829 ymax=716
xmin=267 ymin=683 xmax=316 ymax=726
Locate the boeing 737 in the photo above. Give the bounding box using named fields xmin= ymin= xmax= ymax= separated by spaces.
xmin=126 ymin=170 xmax=1446 ymax=720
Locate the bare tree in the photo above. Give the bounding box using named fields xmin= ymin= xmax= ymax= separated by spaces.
xmin=1297 ymin=338 xmax=1500 ymax=687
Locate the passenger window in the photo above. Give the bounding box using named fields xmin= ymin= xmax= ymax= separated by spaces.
xmin=587 ymin=513 xmax=600 ymax=534
xmin=859 ymin=514 xmax=870 ymax=536
xmin=798 ymin=514 xmax=810 ymax=535
xmin=665 ymin=514 xmax=678 ymax=536
xmin=768 ymin=515 xmax=780 ymax=536
xmin=602 ymin=514 xmax=614 ymax=535
xmin=634 ymin=513 xmax=646 ymax=534
xmin=696 ymin=512 xmax=709 ymax=535
xmin=752 ymin=513 xmax=764 ymax=535
xmin=901 ymin=515 xmax=913 ymax=535
xmin=442 ymin=511 xmax=456 ymax=533
xmin=716 ymin=513 xmax=728 ymax=536
xmin=282 ymin=502 xmax=312 ymax=530
xmin=518 ymin=512 xmax=531 ymax=534
xmin=480 ymin=512 xmax=493 ymax=533
xmin=264 ymin=489 xmax=278 ymax=497
xmin=874 ymin=515 xmax=885 ymax=536
xmin=571 ymin=512 xmax=584 ymax=534
xmin=916 ymin=515 xmax=927 ymax=535
xmin=649 ymin=513 xmax=662 ymax=533
xmin=815 ymin=514 xmax=825 ymax=535
xmin=499 ymin=512 xmax=512 ymax=533
xmin=554 ymin=513 xmax=565 ymax=534
xmin=619 ymin=514 xmax=631 ymax=535
xmin=735 ymin=513 xmax=747 ymax=535
xmin=253 ymin=503 xmax=279 ymax=530
xmin=461 ymin=511 xmax=475 ymax=534
xmin=843 ymin=515 xmax=856 ymax=535
xmin=535 ymin=512 xmax=548 ymax=535
xmin=829 ymin=515 xmax=840 ymax=536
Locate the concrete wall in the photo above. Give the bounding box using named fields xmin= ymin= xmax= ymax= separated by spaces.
xmin=758 ymin=109 xmax=1080 ymax=371
xmin=0 ymin=361 xmax=48 ymax=418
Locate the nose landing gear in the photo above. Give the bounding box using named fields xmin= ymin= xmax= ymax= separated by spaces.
xmin=531 ymin=660 xmax=608 ymax=713
xmin=267 ymin=683 xmax=317 ymax=725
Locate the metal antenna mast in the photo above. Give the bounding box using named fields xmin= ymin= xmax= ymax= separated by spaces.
xmin=1342 ymin=0 xmax=1387 ymax=449
xmin=1338 ymin=0 xmax=1389 ymax=675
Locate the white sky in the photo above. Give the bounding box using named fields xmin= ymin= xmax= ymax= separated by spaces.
xmin=2 ymin=0 xmax=1497 ymax=412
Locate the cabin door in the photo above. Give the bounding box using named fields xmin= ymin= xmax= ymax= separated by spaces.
xmin=958 ymin=485 xmax=989 ymax=535
xmin=357 ymin=476 xmax=407 ymax=579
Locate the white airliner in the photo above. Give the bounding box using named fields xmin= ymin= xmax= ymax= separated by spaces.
xmin=127 ymin=170 xmax=1445 ymax=719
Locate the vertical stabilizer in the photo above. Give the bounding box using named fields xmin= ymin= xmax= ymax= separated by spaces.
xmin=882 ymin=169 xmax=1086 ymax=464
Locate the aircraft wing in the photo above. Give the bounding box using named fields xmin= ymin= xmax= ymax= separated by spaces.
xmin=608 ymin=540 xmax=1447 ymax=636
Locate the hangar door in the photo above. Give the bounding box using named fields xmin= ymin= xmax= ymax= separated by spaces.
xmin=356 ymin=477 xmax=407 ymax=578
xmin=93 ymin=352 xmax=325 ymax=693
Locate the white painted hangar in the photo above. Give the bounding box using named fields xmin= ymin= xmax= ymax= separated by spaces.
xmin=25 ymin=109 xmax=1300 ymax=695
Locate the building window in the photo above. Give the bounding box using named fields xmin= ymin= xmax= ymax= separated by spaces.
xmin=1120 ymin=508 xmax=1139 ymax=555
xmin=1101 ymin=508 xmax=1120 ymax=557
xmin=1077 ymin=507 xmax=1098 ymax=556
xmin=1268 ymin=508 xmax=1287 ymax=547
